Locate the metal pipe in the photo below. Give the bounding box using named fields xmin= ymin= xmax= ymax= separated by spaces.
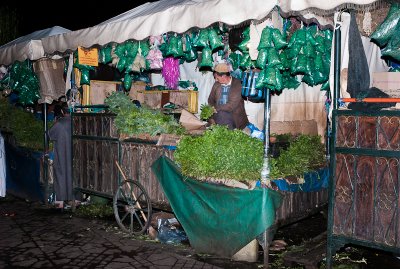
xmin=262 ymin=88 xmax=271 ymax=269
xmin=43 ymin=103 xmax=49 ymax=205
xmin=333 ymin=21 xmax=341 ymax=110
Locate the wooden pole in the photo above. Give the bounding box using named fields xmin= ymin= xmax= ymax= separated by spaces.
xmin=115 ymin=160 xmax=148 ymax=222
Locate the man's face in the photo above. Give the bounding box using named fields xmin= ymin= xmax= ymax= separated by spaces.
xmin=214 ymin=72 xmax=230 ymax=84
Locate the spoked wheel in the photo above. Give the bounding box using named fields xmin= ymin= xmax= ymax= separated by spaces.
xmin=113 ymin=180 xmax=152 ymax=235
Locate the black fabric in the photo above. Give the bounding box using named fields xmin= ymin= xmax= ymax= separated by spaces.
xmin=347 ymin=12 xmax=395 ymax=111
xmin=347 ymin=87 xmax=396 ymax=111
xmin=347 ymin=12 xmax=370 ymax=97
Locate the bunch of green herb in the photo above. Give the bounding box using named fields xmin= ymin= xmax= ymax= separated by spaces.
xmin=199 ymin=103 xmax=215 ymax=121
xmin=269 ymin=134 xmax=326 ymax=179
xmin=105 ymin=91 xmax=185 ymax=136
xmin=0 ymin=97 xmax=49 ymax=151
xmin=174 ymin=125 xmax=263 ymax=181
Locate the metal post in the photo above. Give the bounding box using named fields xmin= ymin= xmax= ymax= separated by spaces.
xmin=262 ymin=88 xmax=271 ymax=269
xmin=43 ymin=103 xmax=49 ymax=205
xmin=327 ymin=17 xmax=342 ymax=269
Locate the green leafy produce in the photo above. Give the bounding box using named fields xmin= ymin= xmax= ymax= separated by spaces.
xmin=0 ymin=97 xmax=49 ymax=151
xmin=199 ymin=103 xmax=215 ymax=121
xmin=174 ymin=125 xmax=263 ymax=181
xmin=105 ymin=92 xmax=185 ymax=137
xmin=269 ymin=134 xmax=326 ymax=179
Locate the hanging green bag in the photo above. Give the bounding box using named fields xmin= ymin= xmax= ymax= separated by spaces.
xmin=123 ymin=72 xmax=132 ymax=90
xmin=199 ymin=47 xmax=213 ymax=68
xmin=229 ymin=52 xmax=242 ymax=70
xmin=125 ymin=41 xmax=139 ymax=58
xmin=320 ymin=80 xmax=330 ymax=91
xmin=265 ymin=67 xmax=276 ymax=88
xmin=194 ymin=29 xmax=209 ymax=49
xmin=238 ymin=27 xmax=250 ymax=52
xmin=208 ymin=28 xmax=224 ymax=51
xmin=255 ymin=68 xmax=267 ymax=89
xmin=370 ymin=3 xmax=400 ymax=47
xmin=166 ymin=35 xmax=184 ymax=58
xmin=274 ymin=69 xmax=284 ymax=91
xmin=255 ymin=49 xmax=268 ymax=69
xmin=100 ymin=45 xmax=112 ymax=64
xmin=267 ymin=47 xmax=282 ymax=68
xmin=257 ymin=27 xmax=274 ymax=50
xmin=184 ymin=34 xmax=198 ymax=62
xmin=271 ymin=28 xmax=288 ymax=50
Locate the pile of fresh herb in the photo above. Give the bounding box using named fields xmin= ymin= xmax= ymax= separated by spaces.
xmin=269 ymin=134 xmax=326 ymax=179
xmin=105 ymin=92 xmax=185 ymax=137
xmin=199 ymin=103 xmax=215 ymax=121
xmin=174 ymin=125 xmax=264 ymax=181
xmin=0 ymin=97 xmax=48 ymax=151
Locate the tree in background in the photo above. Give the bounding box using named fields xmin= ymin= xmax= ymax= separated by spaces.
xmin=0 ymin=5 xmax=20 ymax=46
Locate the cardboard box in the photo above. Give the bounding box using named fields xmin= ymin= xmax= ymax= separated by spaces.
xmin=89 ymin=80 xmax=120 ymax=105
xmin=372 ymin=72 xmax=400 ymax=98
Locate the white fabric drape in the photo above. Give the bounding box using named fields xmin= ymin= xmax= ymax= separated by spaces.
xmin=0 ymin=134 xmax=6 ymax=197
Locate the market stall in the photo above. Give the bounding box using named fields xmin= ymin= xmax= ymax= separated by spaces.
xmin=0 ymin=26 xmax=70 ymax=201
xmin=1 ymin=0 xmax=398 ymax=268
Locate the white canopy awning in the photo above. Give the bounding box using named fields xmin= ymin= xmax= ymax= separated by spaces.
xmin=0 ymin=26 xmax=70 ymax=66
xmin=41 ymin=0 xmax=380 ymax=55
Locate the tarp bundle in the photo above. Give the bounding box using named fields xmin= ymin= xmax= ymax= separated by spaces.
xmin=151 ymin=155 xmax=283 ymax=257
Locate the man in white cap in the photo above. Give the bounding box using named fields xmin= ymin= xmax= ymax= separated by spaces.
xmin=208 ymin=62 xmax=249 ymax=130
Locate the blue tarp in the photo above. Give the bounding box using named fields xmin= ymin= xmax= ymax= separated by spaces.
xmin=272 ymin=167 xmax=329 ymax=192
xmin=5 ymin=142 xmax=44 ymax=201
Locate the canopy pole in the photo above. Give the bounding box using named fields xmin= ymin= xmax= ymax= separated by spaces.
xmin=262 ymin=88 xmax=271 ymax=269
xmin=43 ymin=103 xmax=49 ymax=205
xmin=327 ymin=16 xmax=342 ymax=269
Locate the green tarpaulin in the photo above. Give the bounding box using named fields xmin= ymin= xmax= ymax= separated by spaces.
xmin=151 ymin=156 xmax=283 ymax=257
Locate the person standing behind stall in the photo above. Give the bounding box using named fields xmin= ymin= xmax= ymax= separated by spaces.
xmin=48 ymin=103 xmax=73 ymax=207
xmin=208 ymin=62 xmax=249 ymax=130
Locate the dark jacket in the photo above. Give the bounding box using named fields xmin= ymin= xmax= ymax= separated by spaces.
xmin=208 ymin=77 xmax=249 ymax=130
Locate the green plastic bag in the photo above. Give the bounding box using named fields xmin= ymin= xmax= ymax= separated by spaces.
xmin=271 ymin=28 xmax=288 ymax=50
xmin=199 ymin=47 xmax=213 ymax=68
xmin=292 ymin=28 xmax=306 ymax=47
xmin=370 ymin=3 xmax=400 ymax=47
xmin=292 ymin=54 xmax=308 ymax=75
xmin=257 ymin=27 xmax=274 ymax=50
xmin=304 ymin=42 xmax=315 ymax=58
xmin=100 ymin=45 xmax=112 ymax=64
xmin=320 ymin=80 xmax=330 ymax=91
xmin=255 ymin=49 xmax=268 ymax=69
xmin=315 ymin=35 xmax=326 ymax=53
xmin=238 ymin=27 xmax=250 ymax=52
xmin=279 ymin=50 xmax=289 ymax=70
xmin=125 ymin=41 xmax=139 ymax=58
xmin=267 ymin=48 xmax=282 ymax=68
xmin=282 ymin=71 xmax=300 ymax=89
xmin=123 ymin=72 xmax=132 ymax=90
xmin=208 ymin=28 xmax=224 ymax=51
xmin=116 ymin=57 xmax=127 ymax=72
xmin=194 ymin=29 xmax=209 ymax=48
xmin=274 ymin=69 xmax=283 ymax=91
xmin=166 ymin=35 xmax=184 ymax=58
xmin=239 ymin=53 xmax=253 ymax=70
xmin=184 ymin=34 xmax=198 ymax=62
xmin=255 ymin=69 xmax=267 ymax=89
xmin=229 ymin=52 xmax=242 ymax=70
xmin=80 ymin=69 xmax=91 ymax=85
xmin=265 ymin=67 xmax=276 ymax=87
xmin=381 ymin=22 xmax=400 ymax=61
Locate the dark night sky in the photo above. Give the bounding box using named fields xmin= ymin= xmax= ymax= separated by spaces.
xmin=3 ymin=1 xmax=156 ymax=38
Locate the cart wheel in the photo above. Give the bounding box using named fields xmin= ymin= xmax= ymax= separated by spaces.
xmin=113 ymin=180 xmax=152 ymax=235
